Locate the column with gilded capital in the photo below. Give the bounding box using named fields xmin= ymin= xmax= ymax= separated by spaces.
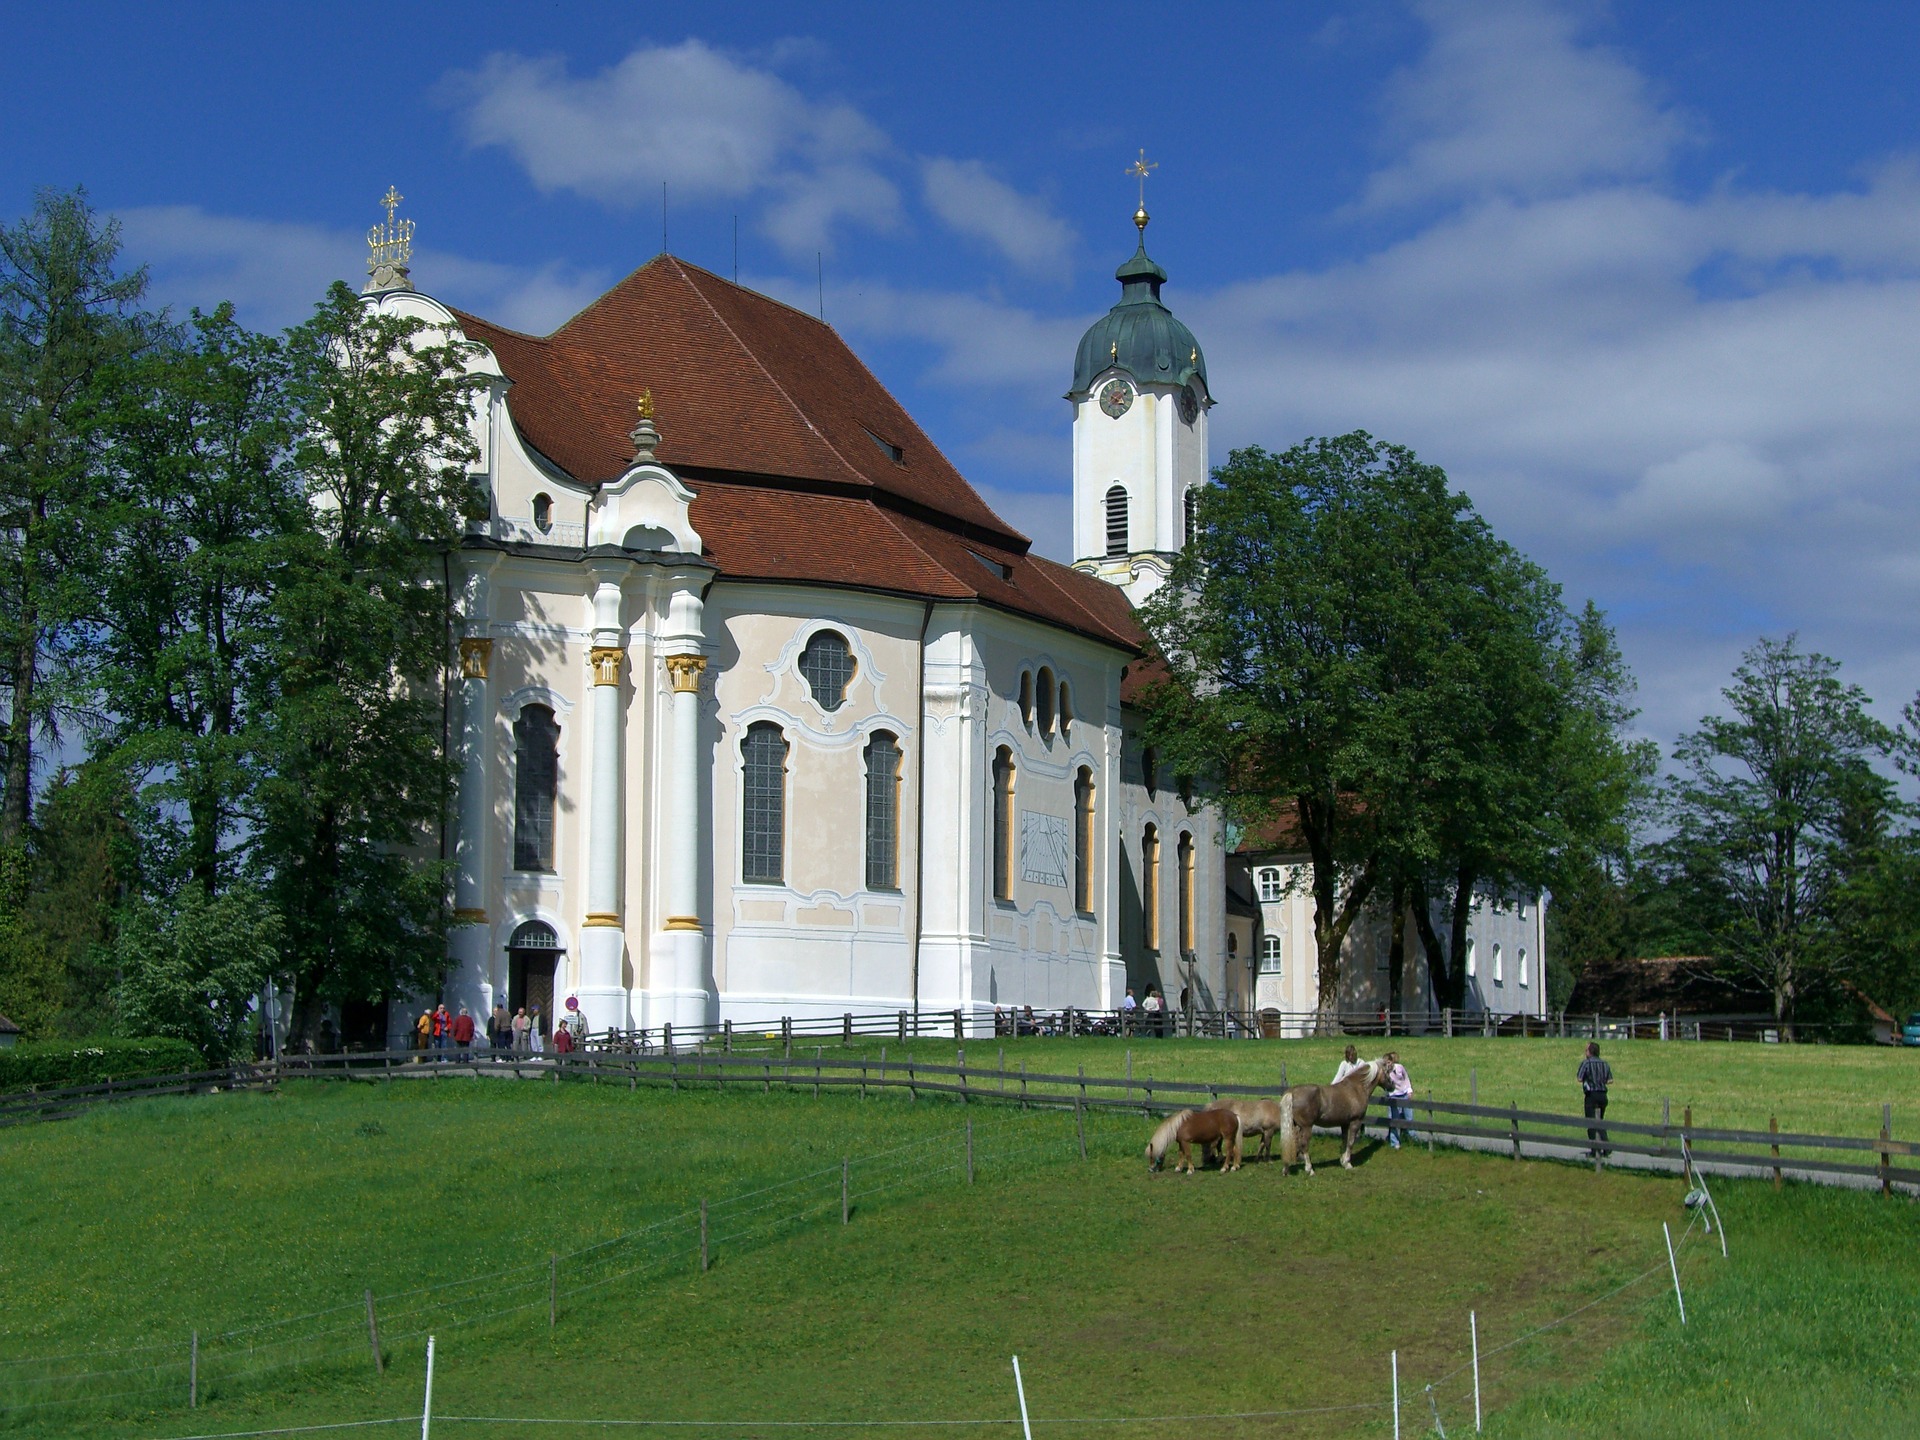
xmin=579 ymin=577 xmax=629 ymax=1030
xmin=446 ymin=560 xmax=496 ymax=1020
xmin=655 ymin=584 xmax=712 ymax=1037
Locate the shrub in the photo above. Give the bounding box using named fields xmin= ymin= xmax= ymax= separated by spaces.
xmin=0 ymin=1035 xmax=205 ymax=1094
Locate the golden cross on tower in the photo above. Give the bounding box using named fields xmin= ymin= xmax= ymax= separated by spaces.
xmin=1125 ymin=149 xmax=1158 ymax=233
xmin=381 ymin=185 xmax=404 ymax=228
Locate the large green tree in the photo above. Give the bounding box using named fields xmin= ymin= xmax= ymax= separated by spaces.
xmin=1656 ymin=635 xmax=1897 ymax=1031
xmin=89 ymin=303 xmax=297 ymax=894
xmin=0 ymin=189 xmax=150 ymax=842
xmin=260 ymin=282 xmax=482 ymax=1038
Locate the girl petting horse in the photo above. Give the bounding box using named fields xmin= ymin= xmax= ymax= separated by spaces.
xmin=1145 ymin=1106 xmax=1243 ymax=1174
xmin=1277 ymin=1058 xmax=1389 ymax=1176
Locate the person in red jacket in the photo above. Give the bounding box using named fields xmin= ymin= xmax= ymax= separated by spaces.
xmin=452 ymin=1005 xmax=476 ymax=1053
xmin=553 ymin=1019 xmax=575 ymax=1055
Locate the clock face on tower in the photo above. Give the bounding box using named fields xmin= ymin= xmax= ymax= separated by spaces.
xmin=1098 ymin=378 xmax=1133 ymax=419
xmin=1178 ymin=385 xmax=1199 ymax=424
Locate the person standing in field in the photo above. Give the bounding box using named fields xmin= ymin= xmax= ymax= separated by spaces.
xmin=554 ymin=1019 xmax=574 ymax=1055
xmin=1579 ymin=1041 xmax=1613 ymax=1158
xmin=414 ymin=1009 xmax=432 ymax=1053
xmin=453 ymin=1006 xmax=475 ymax=1055
xmin=512 ymin=1007 xmax=530 ymax=1055
xmin=529 ymin=1004 xmax=546 ymax=1055
xmin=1384 ymin=1053 xmax=1414 ymax=1149
xmin=1332 ymin=1044 xmax=1363 ymax=1083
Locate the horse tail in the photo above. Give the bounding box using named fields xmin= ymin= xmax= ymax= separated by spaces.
xmin=1147 ymin=1110 xmax=1188 ymax=1167
xmin=1278 ymin=1093 xmax=1297 ymax=1167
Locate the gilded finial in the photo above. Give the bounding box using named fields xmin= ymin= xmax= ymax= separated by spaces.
xmin=364 ymin=185 xmax=415 ymax=294
xmin=629 ymin=386 xmax=661 ymax=461
xmin=1126 ymin=148 xmax=1158 ymax=235
xmin=1110 ymin=340 xmax=1118 ymax=361
xmin=636 ymin=389 xmax=654 ymax=421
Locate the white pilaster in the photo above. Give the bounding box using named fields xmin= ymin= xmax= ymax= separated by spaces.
xmin=579 ymin=574 xmax=629 ymax=1031
xmin=446 ymin=560 xmax=495 ymax=1020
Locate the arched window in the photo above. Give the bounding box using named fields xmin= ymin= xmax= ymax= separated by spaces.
xmin=532 ymin=492 xmax=553 ymax=534
xmin=1518 ymin=948 xmax=1530 ymax=988
xmin=1017 ymin=670 xmax=1034 ymax=729
xmin=1035 ymin=666 xmax=1056 ymax=738
xmin=1260 ymin=935 xmax=1283 ymax=975
xmin=508 ymin=920 xmax=559 ymax=951
xmin=1183 ymin=487 xmax=1197 ymax=549
xmin=512 ymin=705 xmax=559 ymax=872
xmin=1466 ymin=940 xmax=1477 ymax=978
xmin=1058 ymin=679 xmax=1073 ymax=739
xmin=1073 ymin=766 xmax=1095 ymax=914
xmin=1178 ymin=831 xmax=1195 ymax=954
xmin=1141 ymin=824 xmax=1160 ymax=950
xmin=1141 ymin=745 xmax=1157 ymax=798
xmin=1105 ymin=485 xmax=1128 ymax=557
xmin=1492 ymin=943 xmax=1504 ymax=986
xmin=1257 ymin=867 xmax=1283 ymax=903
xmin=992 ymin=746 xmax=1016 ymax=901
xmin=799 ymin=630 xmax=855 ymax=712
xmin=741 ymin=722 xmax=788 ymax=884
xmin=865 ymin=732 xmax=901 ymax=891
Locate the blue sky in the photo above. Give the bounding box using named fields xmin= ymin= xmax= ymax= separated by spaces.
xmin=7 ymin=1 xmax=1920 ymax=749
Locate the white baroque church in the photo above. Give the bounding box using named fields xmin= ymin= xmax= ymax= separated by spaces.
xmin=375 ymin=204 xmax=1228 ymax=1042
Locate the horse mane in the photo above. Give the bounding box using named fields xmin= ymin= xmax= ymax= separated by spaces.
xmin=1147 ymin=1109 xmax=1192 ymax=1163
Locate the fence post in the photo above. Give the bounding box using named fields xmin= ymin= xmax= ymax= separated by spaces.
xmin=842 ymin=1158 xmax=850 ymax=1224
xmin=909 ymin=1057 xmax=917 ymax=1102
xmin=1443 ymin=1006 xmax=1452 ymax=1039
xmin=1076 ymin=1100 xmax=1087 ymax=1161
xmin=549 ymin=1253 xmax=557 ymax=1328
xmin=1881 ymin=1103 xmax=1893 ymax=1197
xmin=844 ymin=1013 xmax=853 ymax=1045
xmin=365 ymin=1289 xmax=384 ymax=1374
xmin=1510 ymin=1102 xmax=1519 ymax=1161
xmin=190 ymin=1329 xmax=198 ymax=1409
xmin=1663 ymin=1221 xmax=1686 ymax=1324
xmin=664 ymin=1022 xmax=674 ymax=1059
xmin=1020 ymin=1061 xmax=1028 ymax=1110
xmin=953 ymin=1008 xmax=963 ymax=1042
xmin=1770 ymin=1114 xmax=1781 ymax=1191
xmin=898 ymin=1010 xmax=908 ymax=1042
xmin=958 ymin=1047 xmax=967 ymax=1103
xmin=700 ymin=1201 xmax=709 ymax=1273
xmin=782 ymin=1016 xmax=792 ymax=1057
xmin=1078 ymin=1064 xmax=1087 ymax=1107
xmin=723 ymin=1020 xmax=733 ymax=1053
xmin=966 ymin=1119 xmax=974 ymax=1184
xmin=1470 ymin=1311 xmax=1481 ymax=1432
xmin=1682 ymin=1106 xmax=1693 ymax=1185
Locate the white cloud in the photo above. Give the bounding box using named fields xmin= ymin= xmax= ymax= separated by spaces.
xmin=441 ymin=41 xmax=900 ymax=255
xmin=920 ymin=158 xmax=1074 ymax=275
xmin=1360 ymin=0 xmax=1691 ymax=210
xmin=116 ymin=206 xmax=607 ymax=336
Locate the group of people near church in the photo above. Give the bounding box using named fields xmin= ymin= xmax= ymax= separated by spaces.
xmin=406 ymin=1001 xmax=589 ymax=1057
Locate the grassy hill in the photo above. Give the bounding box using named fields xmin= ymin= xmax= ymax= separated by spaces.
xmin=0 ymin=1073 xmax=1914 ymax=1438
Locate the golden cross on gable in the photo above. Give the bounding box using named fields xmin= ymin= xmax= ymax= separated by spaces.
xmin=381 ymin=186 xmax=404 ymax=228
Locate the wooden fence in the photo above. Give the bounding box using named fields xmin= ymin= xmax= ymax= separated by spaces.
xmin=7 ymin=1046 xmax=1915 ymax=1196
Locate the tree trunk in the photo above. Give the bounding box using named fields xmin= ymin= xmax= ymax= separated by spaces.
xmin=1447 ymin=864 xmax=1478 ymax=1012
xmin=1387 ymin=875 xmax=1407 ymax=1019
xmin=1409 ymin=879 xmax=1452 ymax=1008
xmin=1 ymin=629 xmax=37 ymax=844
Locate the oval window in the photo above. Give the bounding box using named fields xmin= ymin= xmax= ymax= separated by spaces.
xmin=799 ymin=631 xmax=856 ymax=712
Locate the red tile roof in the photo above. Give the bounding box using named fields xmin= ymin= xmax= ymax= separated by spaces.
xmin=452 ymin=255 xmax=1141 ymax=652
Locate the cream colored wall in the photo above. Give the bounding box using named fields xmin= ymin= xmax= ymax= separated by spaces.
xmin=705 ymin=584 xmax=927 ymax=1020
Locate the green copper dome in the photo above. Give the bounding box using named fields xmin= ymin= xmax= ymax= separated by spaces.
xmin=1070 ymin=241 xmax=1207 ymax=398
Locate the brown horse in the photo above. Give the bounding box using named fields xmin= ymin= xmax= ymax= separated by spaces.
xmin=1277 ymin=1059 xmax=1388 ymax=1176
xmin=1205 ymin=1097 xmax=1285 ymax=1160
xmin=1145 ymin=1106 xmax=1243 ymax=1174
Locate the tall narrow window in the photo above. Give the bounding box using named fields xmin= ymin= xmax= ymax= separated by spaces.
xmin=1073 ymin=766 xmax=1095 ymax=914
xmin=1141 ymin=745 xmax=1157 ymax=798
xmin=1035 ymin=666 xmax=1056 ymax=738
xmin=864 ymin=732 xmax=901 ymax=891
xmin=1466 ymin=941 xmax=1477 ymax=978
xmin=799 ymin=630 xmax=855 ymax=711
xmin=742 ymin=722 xmax=788 ymax=884
xmin=1058 ymin=679 xmax=1073 ymax=739
xmin=513 ymin=705 xmax=559 ymax=871
xmin=1142 ymin=824 xmax=1160 ymax=950
xmin=1257 ymin=867 xmax=1283 ymax=903
xmin=1518 ymin=948 xmax=1530 ymax=988
xmin=1260 ymin=935 xmax=1283 ymax=975
xmin=1105 ymin=485 xmax=1129 ymax=556
xmin=1178 ymin=831 xmax=1195 ymax=954
xmin=1492 ymin=943 xmax=1504 ymax=986
xmin=992 ymin=746 xmax=1016 ymax=901
xmin=1183 ymin=487 xmax=1198 ymax=549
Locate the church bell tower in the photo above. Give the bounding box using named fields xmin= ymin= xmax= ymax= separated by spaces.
xmin=1070 ymin=157 xmax=1212 ymax=605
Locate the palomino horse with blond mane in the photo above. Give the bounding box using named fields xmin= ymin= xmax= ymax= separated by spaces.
xmin=1145 ymin=1106 xmax=1243 ymax=1174
xmin=1204 ymin=1097 xmax=1285 ymax=1161
xmin=1277 ymin=1058 xmax=1389 ymax=1176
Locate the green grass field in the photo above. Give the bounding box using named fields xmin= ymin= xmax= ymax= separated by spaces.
xmin=789 ymin=1031 xmax=1920 ymax=1140
xmin=0 ymin=1070 xmax=1915 ymax=1439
